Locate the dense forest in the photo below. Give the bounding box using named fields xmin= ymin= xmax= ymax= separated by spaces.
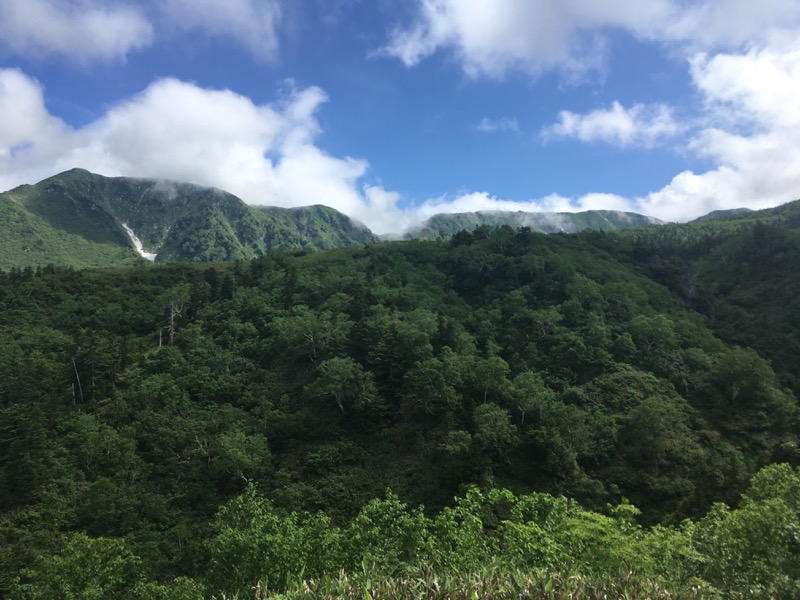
xmin=2 ymin=216 xmax=800 ymax=598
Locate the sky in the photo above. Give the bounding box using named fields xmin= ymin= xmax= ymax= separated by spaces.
xmin=1 ymin=1 xmax=800 ymax=235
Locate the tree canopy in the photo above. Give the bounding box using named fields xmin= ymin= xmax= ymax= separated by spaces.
xmin=2 ymin=219 xmax=799 ymax=597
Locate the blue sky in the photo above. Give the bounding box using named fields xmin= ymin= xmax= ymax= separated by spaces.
xmin=1 ymin=0 xmax=800 ymax=234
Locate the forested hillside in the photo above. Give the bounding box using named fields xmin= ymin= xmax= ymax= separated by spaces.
xmin=0 ymin=169 xmax=377 ymax=270
xmin=2 ymin=219 xmax=799 ymax=598
xmin=405 ymin=209 xmax=661 ymax=240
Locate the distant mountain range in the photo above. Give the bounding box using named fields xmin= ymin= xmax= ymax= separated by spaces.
xmin=404 ymin=209 xmax=662 ymax=240
xmin=691 ymin=208 xmax=753 ymax=222
xmin=0 ymin=168 xmax=793 ymax=270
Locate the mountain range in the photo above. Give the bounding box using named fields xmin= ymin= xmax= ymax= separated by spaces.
xmin=403 ymin=208 xmax=661 ymax=240
xmin=0 ymin=168 xmax=794 ymax=270
xmin=0 ymin=169 xmax=377 ymax=270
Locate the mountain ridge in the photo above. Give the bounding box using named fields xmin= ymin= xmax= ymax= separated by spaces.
xmin=404 ymin=208 xmax=663 ymax=240
xmin=0 ymin=169 xmax=378 ymax=269
xmin=3 ymin=168 xmax=799 ymax=270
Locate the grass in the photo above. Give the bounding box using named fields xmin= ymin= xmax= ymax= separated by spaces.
xmin=215 ymin=563 xmax=716 ymax=600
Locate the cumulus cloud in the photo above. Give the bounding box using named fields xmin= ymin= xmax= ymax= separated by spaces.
xmin=533 ymin=36 xmax=800 ymax=222
xmin=528 ymin=39 xmax=800 ymax=223
xmin=689 ymin=44 xmax=800 ymax=131
xmin=384 ymin=0 xmax=672 ymax=78
xmin=0 ymin=0 xmax=153 ymax=63
xmin=3 ymin=43 xmax=799 ymax=234
xmin=3 ymin=0 xmax=800 ymax=236
xmin=0 ymin=68 xmax=646 ymax=234
xmin=0 ymin=70 xmax=79 ymax=164
xmin=542 ymin=102 xmax=679 ymax=148
xmin=0 ymin=69 xmax=406 ymax=233
xmin=385 ymin=0 xmax=800 ymax=80
xmin=638 ymin=40 xmax=800 ymax=221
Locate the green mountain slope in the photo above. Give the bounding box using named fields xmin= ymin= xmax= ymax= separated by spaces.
xmin=594 ymin=199 xmax=800 ymax=398
xmin=691 ymin=207 xmax=753 ymax=222
xmin=254 ymin=204 xmax=379 ymax=253
xmin=3 ymin=167 xmax=798 ymax=278
xmin=405 ymin=209 xmax=663 ymax=240
xmin=0 ymin=169 xmax=377 ymax=269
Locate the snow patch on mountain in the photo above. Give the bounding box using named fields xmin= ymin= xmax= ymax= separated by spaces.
xmin=122 ymin=223 xmax=157 ymax=261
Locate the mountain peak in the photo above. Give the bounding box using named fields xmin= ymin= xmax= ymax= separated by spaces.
xmin=0 ymin=169 xmax=378 ymax=269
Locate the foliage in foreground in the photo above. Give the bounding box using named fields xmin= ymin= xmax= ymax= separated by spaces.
xmin=255 ymin=566 xmax=680 ymax=600
xmin=12 ymin=464 xmax=800 ymax=599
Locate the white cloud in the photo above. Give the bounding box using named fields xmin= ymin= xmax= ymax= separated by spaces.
xmin=0 ymin=70 xmax=651 ymax=234
xmin=397 ymin=191 xmax=636 ymax=232
xmin=542 ymin=102 xmax=679 ymax=148
xmin=0 ymin=0 xmax=153 ymax=63
xmin=638 ymin=40 xmax=800 ymax=221
xmin=3 ymin=6 xmax=800 ymax=237
xmin=160 ymin=0 xmax=282 ymax=62
xmin=476 ymin=117 xmax=519 ymax=133
xmin=3 ymin=44 xmax=798 ymax=235
xmin=0 ymin=0 xmax=284 ymax=65
xmin=0 ymin=70 xmax=79 ymax=165
xmin=533 ymin=40 xmax=800 ymax=223
xmin=509 ymin=38 xmax=800 ymax=224
xmin=690 ymin=45 xmax=800 ymax=131
xmin=384 ymin=0 xmax=671 ymax=78
xmin=385 ymin=0 xmax=800 ymax=80
xmin=662 ymin=0 xmax=800 ymax=50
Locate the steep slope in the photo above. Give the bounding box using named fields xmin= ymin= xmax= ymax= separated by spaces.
xmin=255 ymin=205 xmax=377 ymax=253
xmin=0 ymin=169 xmax=378 ymax=269
xmin=0 ymin=174 xmax=143 ymax=270
xmin=405 ymin=209 xmax=662 ymax=240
